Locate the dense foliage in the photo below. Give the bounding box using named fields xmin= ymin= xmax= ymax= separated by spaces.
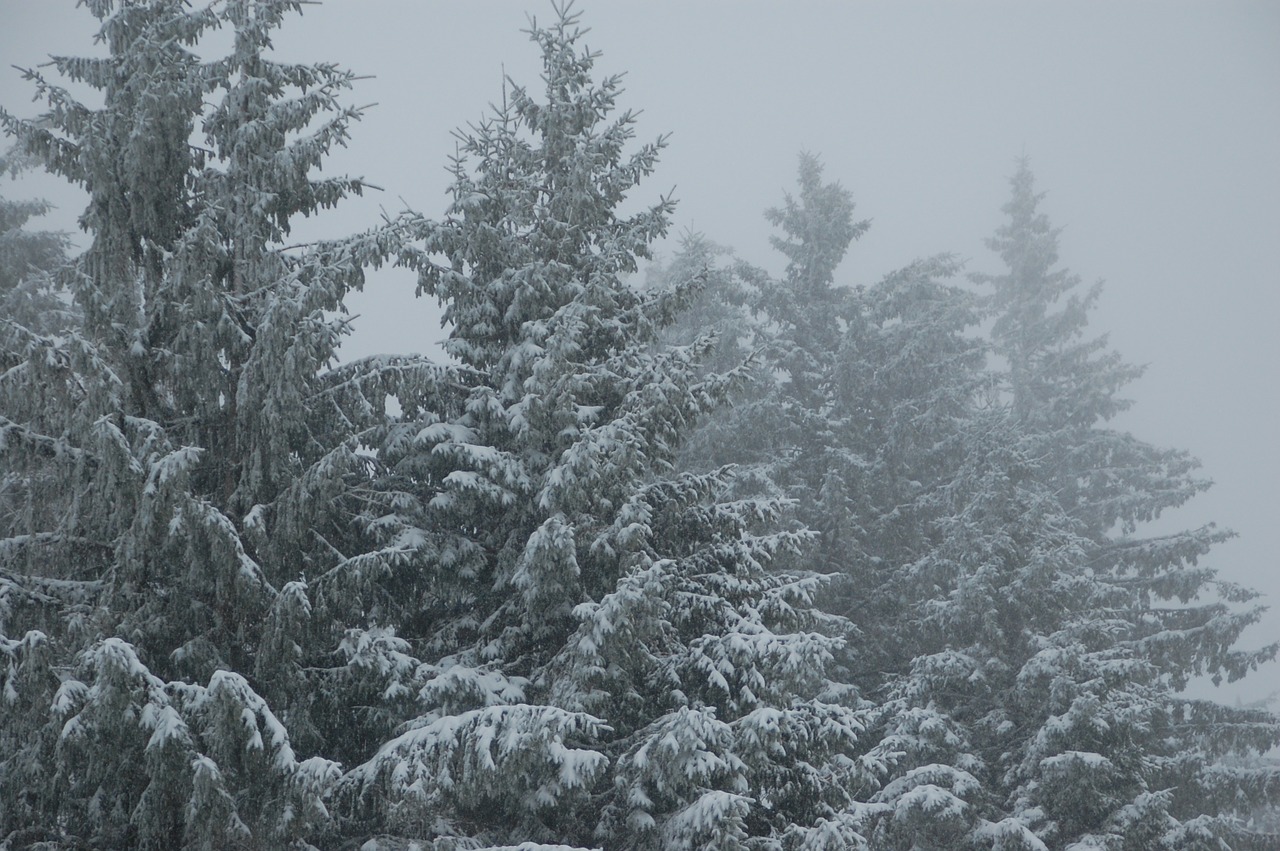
xmin=1 ymin=2 xmax=1275 ymax=849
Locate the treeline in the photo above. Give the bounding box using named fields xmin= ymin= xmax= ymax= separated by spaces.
xmin=1 ymin=3 xmax=1275 ymax=850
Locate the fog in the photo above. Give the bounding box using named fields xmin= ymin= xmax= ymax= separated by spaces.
xmin=2 ymin=0 xmax=1277 ymax=703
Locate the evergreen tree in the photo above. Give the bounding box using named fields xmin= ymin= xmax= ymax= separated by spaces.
xmin=867 ymin=160 xmax=1280 ymax=850
xmin=709 ymin=181 xmax=1013 ymax=845
xmin=975 ymin=158 xmax=1170 ymax=537
xmin=678 ymin=156 xmax=991 ymax=690
xmin=660 ymin=160 xmax=1011 ymax=847
xmin=824 ymin=256 xmax=988 ymax=690
xmin=760 ymin=153 xmax=867 ymax=412
xmin=0 ymin=151 xmax=73 ymax=550
xmin=980 ymin=161 xmax=1277 ymax=845
xmin=0 ymin=153 xmax=74 ymax=848
xmin=0 ymin=1 xmax=392 ymax=845
xmin=673 ymin=154 xmax=870 ymax=578
xmin=0 ymin=151 xmax=72 ymax=331
xmin=342 ymin=10 xmax=878 ymax=849
xmin=645 ymin=232 xmax=767 ymax=487
xmin=749 ymin=154 xmax=867 ymax=563
xmin=647 ymin=232 xmax=755 ymax=384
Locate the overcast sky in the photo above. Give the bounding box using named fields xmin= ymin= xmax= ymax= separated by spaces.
xmin=2 ymin=0 xmax=1277 ymax=704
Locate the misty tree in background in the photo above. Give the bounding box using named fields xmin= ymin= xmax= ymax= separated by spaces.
xmin=690 ymin=162 xmax=1020 ymax=846
xmin=674 ymin=154 xmax=871 ymax=574
xmin=341 ymin=10 xmax=881 ymax=849
xmin=868 ymin=161 xmax=1280 ymax=850
xmin=747 ymin=154 xmax=868 ymax=570
xmin=0 ymin=148 xmax=74 ymax=610
xmin=0 ymin=1 xmax=394 ymax=846
xmin=0 ymin=151 xmax=72 ymax=333
xmin=980 ymin=160 xmax=1278 ymax=848
xmin=674 ymin=156 xmax=991 ymax=699
xmin=644 ymin=232 xmax=768 ymax=484
xmin=822 ymin=256 xmax=988 ymax=689
xmin=674 ymin=151 xmax=1280 ymax=848
xmin=647 ymin=232 xmax=755 ymax=384
xmin=760 ymin=154 xmax=867 ymax=409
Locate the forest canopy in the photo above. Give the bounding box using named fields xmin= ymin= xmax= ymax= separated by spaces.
xmin=1 ymin=2 xmax=1276 ymax=849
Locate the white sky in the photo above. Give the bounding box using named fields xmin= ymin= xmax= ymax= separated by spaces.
xmin=2 ymin=0 xmax=1278 ymax=704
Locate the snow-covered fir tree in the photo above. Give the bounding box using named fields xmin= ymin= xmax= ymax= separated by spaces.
xmin=867 ymin=161 xmax=1280 ymax=850
xmin=0 ymin=151 xmax=72 ymax=334
xmin=0 ymin=149 xmax=74 ymax=577
xmin=672 ymin=154 xmax=872 ymax=574
xmin=746 ymin=154 xmax=867 ymax=562
xmin=820 ymin=255 xmax=988 ymax=692
xmin=647 ymin=232 xmax=755 ymax=385
xmin=643 ymin=232 xmax=770 ymax=487
xmin=340 ymin=10 xmax=881 ymax=849
xmin=676 ymin=164 xmax=1020 ymax=846
xmin=0 ymin=154 xmax=76 ymax=847
xmin=669 ymin=156 xmax=990 ymax=690
xmin=0 ymin=1 xmax=394 ymax=846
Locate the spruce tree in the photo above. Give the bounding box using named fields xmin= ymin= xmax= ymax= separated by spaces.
xmin=0 ymin=1 xmax=392 ymax=845
xmin=0 ymin=150 xmax=73 ymax=552
xmin=647 ymin=232 xmax=755 ymax=385
xmin=868 ymin=160 xmax=1280 ymax=850
xmin=0 ymin=151 xmax=71 ymax=331
xmin=824 ymin=256 xmax=988 ymax=690
xmin=658 ymin=159 xmax=1006 ymax=846
xmin=750 ymin=154 xmax=867 ymax=567
xmin=0 ymin=152 xmax=74 ymax=847
xmin=341 ymin=10 xmax=879 ymax=849
xmin=981 ymin=161 xmax=1278 ymax=845
xmin=672 ymin=154 xmax=870 ymax=578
